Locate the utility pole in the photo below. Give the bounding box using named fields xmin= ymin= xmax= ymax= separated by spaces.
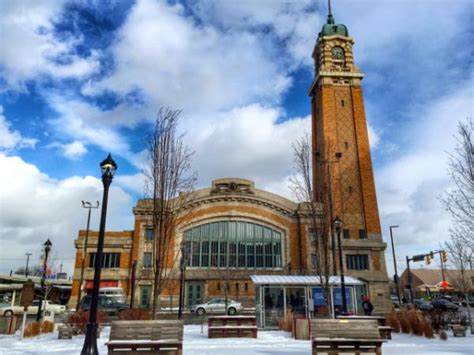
xmin=24 ymin=253 xmax=32 ymax=278
xmin=406 ymin=256 xmax=413 ymax=302
xmin=389 ymin=225 xmax=401 ymax=306
xmin=77 ymin=200 xmax=99 ymax=308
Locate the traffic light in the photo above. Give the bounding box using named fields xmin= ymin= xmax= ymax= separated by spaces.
xmin=441 ymin=251 xmax=448 ymax=263
xmin=425 ymin=254 xmax=432 ymax=265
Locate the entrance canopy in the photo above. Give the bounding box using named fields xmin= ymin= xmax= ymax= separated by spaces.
xmin=250 ymin=275 xmax=367 ymax=328
xmin=250 ymin=275 xmax=364 ymax=286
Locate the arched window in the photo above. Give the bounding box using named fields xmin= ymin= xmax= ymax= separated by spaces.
xmin=183 ymin=221 xmax=282 ymax=269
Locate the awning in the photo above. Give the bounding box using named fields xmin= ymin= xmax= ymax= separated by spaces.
xmin=85 ymin=280 xmax=118 ymax=290
xmin=250 ymin=275 xmax=364 ymax=286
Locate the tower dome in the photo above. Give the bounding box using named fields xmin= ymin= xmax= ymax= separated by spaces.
xmin=319 ymin=13 xmax=349 ymax=37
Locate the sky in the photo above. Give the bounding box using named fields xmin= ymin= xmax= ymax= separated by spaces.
xmin=0 ymin=0 xmax=472 ymax=278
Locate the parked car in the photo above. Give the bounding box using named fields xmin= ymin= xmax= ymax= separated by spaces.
xmin=391 ymin=295 xmax=400 ymax=308
xmin=0 ymin=300 xmax=66 ymax=316
xmin=430 ymin=298 xmax=458 ymax=311
xmin=78 ymin=295 xmax=129 ymax=315
xmin=190 ymin=298 xmax=243 ymax=316
xmin=99 ymin=287 xmax=126 ymax=303
xmin=413 ymin=299 xmax=433 ymax=311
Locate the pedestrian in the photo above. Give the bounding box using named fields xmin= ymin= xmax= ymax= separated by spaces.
xmin=362 ymin=296 xmax=374 ymax=316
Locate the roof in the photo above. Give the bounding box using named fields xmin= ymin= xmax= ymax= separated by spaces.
xmin=250 ymin=275 xmax=363 ymax=286
xmin=408 ymin=269 xmax=474 ymax=287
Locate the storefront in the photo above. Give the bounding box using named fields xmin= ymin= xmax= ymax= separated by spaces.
xmin=250 ymin=275 xmax=366 ymax=329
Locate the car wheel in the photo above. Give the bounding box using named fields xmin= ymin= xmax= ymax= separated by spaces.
xmin=3 ymin=310 xmax=13 ymax=317
xmin=227 ymin=307 xmax=236 ymax=315
xmin=196 ymin=308 xmax=205 ymax=316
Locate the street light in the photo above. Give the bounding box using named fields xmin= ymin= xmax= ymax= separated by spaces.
xmin=36 ymin=239 xmax=52 ymax=321
xmin=77 ymin=200 xmax=100 ymax=309
xmin=24 ymin=253 xmax=32 ymax=278
xmin=81 ymin=153 xmax=117 ymax=355
xmin=333 ymin=216 xmax=347 ymax=315
xmin=389 ymin=225 xmax=401 ymax=306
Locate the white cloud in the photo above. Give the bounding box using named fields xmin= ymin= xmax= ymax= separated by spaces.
xmin=188 ymin=104 xmax=310 ymax=195
xmin=376 ymin=83 xmax=472 ymax=274
xmin=0 ymin=0 xmax=100 ymax=90
xmin=0 ymin=106 xmax=37 ymax=151
xmin=63 ymin=141 xmax=87 ymax=159
xmin=89 ymin=0 xmax=291 ymax=113
xmin=0 ymin=154 xmax=134 ymax=275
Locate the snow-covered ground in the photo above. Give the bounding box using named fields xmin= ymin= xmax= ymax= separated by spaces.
xmin=0 ymin=325 xmax=472 ymax=354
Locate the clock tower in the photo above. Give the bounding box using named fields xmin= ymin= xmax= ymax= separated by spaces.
xmin=309 ymin=9 xmax=391 ymax=311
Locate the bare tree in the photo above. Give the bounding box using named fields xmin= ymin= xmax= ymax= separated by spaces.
xmin=144 ymin=108 xmax=197 ymax=318
xmin=444 ymin=229 xmax=473 ymax=334
xmin=290 ymin=134 xmax=336 ymax=317
xmin=441 ymin=118 xmax=474 ymax=245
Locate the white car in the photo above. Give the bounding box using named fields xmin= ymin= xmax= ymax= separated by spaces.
xmin=1 ymin=300 xmax=66 ymax=316
xmin=190 ymin=298 xmax=243 ymax=316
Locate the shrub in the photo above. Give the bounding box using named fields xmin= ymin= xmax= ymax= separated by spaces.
xmin=439 ymin=330 xmax=448 ymax=340
xmin=407 ymin=310 xmax=423 ymax=336
xmin=66 ymin=310 xmax=109 ymax=334
xmin=23 ymin=322 xmax=41 ymax=338
xmin=398 ymin=310 xmax=411 ymax=334
xmin=278 ymin=312 xmax=293 ymax=332
xmin=40 ymin=320 xmax=54 ymax=333
xmin=118 ymin=309 xmax=151 ymax=320
xmin=386 ymin=312 xmax=400 ymax=333
xmin=420 ymin=317 xmax=434 ymax=339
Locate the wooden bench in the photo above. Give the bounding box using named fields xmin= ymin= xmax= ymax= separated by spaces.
xmin=336 ymin=315 xmax=387 ymax=327
xmin=208 ymin=316 xmax=257 ymax=338
xmin=57 ymin=325 xmax=73 ymax=339
xmin=106 ymin=320 xmax=183 ymax=355
xmin=311 ymin=319 xmax=387 ymax=355
xmin=450 ymin=324 xmax=466 ymax=337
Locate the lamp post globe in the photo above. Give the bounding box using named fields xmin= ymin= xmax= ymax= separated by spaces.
xmin=81 ymin=153 xmax=117 ymax=355
xmin=333 ymin=216 xmax=347 ymax=315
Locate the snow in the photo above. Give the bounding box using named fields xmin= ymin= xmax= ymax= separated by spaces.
xmin=0 ymin=325 xmax=473 ymax=355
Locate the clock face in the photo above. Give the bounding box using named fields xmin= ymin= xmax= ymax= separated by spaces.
xmin=331 ymin=46 xmax=344 ymax=60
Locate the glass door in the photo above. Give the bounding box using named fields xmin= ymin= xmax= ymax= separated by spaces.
xmin=186 ymin=282 xmax=203 ymax=308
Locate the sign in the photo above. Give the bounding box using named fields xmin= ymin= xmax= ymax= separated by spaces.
xmin=312 ymin=287 xmax=326 ymax=306
xmin=333 ymin=288 xmax=352 ymax=306
xmin=20 ymin=281 xmax=35 ymax=308
xmin=412 ymin=254 xmax=425 ymax=262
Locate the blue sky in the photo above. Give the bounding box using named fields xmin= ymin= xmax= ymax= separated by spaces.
xmin=0 ymin=0 xmax=472 ymax=276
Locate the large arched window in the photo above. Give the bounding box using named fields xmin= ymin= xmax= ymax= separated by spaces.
xmin=183 ymin=221 xmax=282 ymax=269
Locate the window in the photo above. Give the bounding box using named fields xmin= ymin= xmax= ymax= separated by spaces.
xmin=311 ymin=254 xmax=318 ymax=269
xmin=235 ymin=283 xmax=239 ymax=292
xmin=143 ymin=252 xmax=152 ymax=268
xmin=183 ymin=221 xmax=282 ymax=269
xmin=343 ymin=229 xmax=350 ymax=239
xmin=309 ymin=229 xmax=318 ymax=241
xmin=89 ymin=252 xmax=120 ymax=268
xmin=358 ymin=229 xmax=367 ymax=239
xmin=145 ymin=228 xmax=154 ymax=241
xmin=245 ymin=283 xmax=248 ymax=292
xmin=346 ymin=255 xmax=369 ymax=270
xmin=217 ymin=282 xmax=221 ymax=291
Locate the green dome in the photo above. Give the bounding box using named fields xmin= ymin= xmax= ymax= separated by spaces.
xmin=319 ymin=14 xmax=348 ymax=37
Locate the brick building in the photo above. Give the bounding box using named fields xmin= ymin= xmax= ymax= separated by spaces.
xmin=70 ymin=11 xmax=392 ymax=313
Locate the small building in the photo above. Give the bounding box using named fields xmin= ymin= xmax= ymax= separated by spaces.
xmin=251 ymin=275 xmax=367 ymax=328
xmin=400 ymin=268 xmax=474 ymax=301
xmin=0 ymin=274 xmax=72 ymax=306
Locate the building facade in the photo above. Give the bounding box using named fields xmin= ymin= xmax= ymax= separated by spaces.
xmin=70 ymin=11 xmax=392 ymax=313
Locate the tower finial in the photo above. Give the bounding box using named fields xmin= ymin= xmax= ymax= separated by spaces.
xmin=327 ymin=0 xmax=335 ymax=24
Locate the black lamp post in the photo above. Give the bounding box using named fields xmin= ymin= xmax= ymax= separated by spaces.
xmin=333 ymin=216 xmax=347 ymax=315
xmin=81 ymin=153 xmax=117 ymax=355
xmin=36 ymin=239 xmax=52 ymax=321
